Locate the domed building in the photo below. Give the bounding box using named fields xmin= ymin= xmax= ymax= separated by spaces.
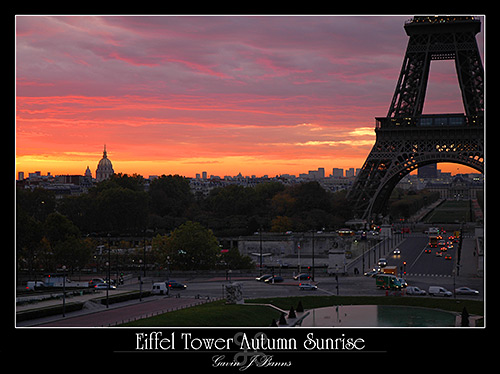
xmin=96 ymin=145 xmax=114 ymax=182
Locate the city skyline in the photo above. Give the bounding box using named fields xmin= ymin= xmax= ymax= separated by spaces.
xmin=16 ymin=15 xmax=484 ymax=178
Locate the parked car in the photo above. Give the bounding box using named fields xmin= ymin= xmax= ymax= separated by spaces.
xmin=298 ymin=283 xmax=317 ymax=291
xmin=264 ymin=276 xmax=284 ymax=284
xmin=255 ymin=274 xmax=273 ymax=282
xmin=455 ymin=287 xmax=479 ymax=295
xmin=428 ymin=286 xmax=452 ymax=297
xmin=406 ymin=286 xmax=426 ymax=295
xmin=293 ymin=273 xmax=311 ymax=281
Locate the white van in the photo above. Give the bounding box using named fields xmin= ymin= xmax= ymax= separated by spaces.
xmin=152 ymin=282 xmax=169 ymax=295
xmin=406 ymin=286 xmax=426 ymax=295
xmin=428 ymin=286 xmax=452 ymax=297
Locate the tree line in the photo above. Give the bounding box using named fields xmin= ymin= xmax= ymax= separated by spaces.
xmin=16 ymin=173 xmax=436 ymax=273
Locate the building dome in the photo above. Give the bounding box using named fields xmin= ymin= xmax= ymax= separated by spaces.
xmin=96 ymin=145 xmax=114 ymax=182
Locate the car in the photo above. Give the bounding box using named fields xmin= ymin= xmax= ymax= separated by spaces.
xmin=255 ymin=274 xmax=273 ymax=282
xmin=397 ymin=278 xmax=407 ymax=288
xmin=88 ymin=278 xmax=106 ymax=287
xmin=167 ymin=281 xmax=187 ymax=289
xmin=406 ymin=286 xmax=426 ymax=295
xmin=428 ymin=286 xmax=452 ymax=297
xmin=445 ymin=254 xmax=452 ymax=260
xmin=424 ymin=248 xmax=432 ymax=253
xmin=455 ymin=287 xmax=479 ymax=295
xmin=377 ymin=258 xmax=388 ymax=267
xmin=298 ymin=283 xmax=317 ymax=291
xmin=26 ymin=281 xmax=46 ymax=291
xmin=393 ymin=248 xmax=401 ymax=255
xmin=264 ymin=276 xmax=284 ymax=284
xmin=363 ymin=269 xmax=379 ymax=277
xmin=94 ymin=283 xmax=116 ymax=290
xmin=435 ymin=251 xmax=443 ymax=257
xmin=293 ymin=273 xmax=311 ymax=281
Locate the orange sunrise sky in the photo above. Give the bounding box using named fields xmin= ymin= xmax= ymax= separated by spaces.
xmin=16 ymin=15 xmax=484 ymax=179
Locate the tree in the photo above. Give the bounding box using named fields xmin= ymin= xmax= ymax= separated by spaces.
xmin=153 ymin=221 xmax=220 ymax=270
xmin=95 ymin=186 xmax=148 ymax=233
xmin=149 ymin=175 xmax=193 ymax=218
xmin=461 ymin=307 xmax=470 ymax=327
xmin=270 ymin=215 xmax=293 ymax=232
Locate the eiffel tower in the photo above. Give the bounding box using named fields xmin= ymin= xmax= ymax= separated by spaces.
xmin=348 ymin=16 xmax=484 ymax=220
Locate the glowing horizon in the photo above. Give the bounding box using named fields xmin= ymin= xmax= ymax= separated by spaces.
xmin=16 ymin=15 xmax=484 ymax=180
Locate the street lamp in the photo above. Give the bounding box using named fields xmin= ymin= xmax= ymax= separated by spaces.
xmin=139 ymin=259 xmax=143 ymax=302
xmin=62 ymin=265 xmax=66 ymax=317
xmin=105 ymin=261 xmax=110 ymax=308
xmin=311 ymin=231 xmax=315 ymax=281
xmin=259 ymin=227 xmax=263 ymax=276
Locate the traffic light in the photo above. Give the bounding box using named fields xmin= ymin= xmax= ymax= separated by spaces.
xmin=403 ymin=261 xmax=407 ymax=275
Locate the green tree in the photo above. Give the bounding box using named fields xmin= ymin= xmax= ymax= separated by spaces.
xmin=153 ymin=221 xmax=220 ymax=270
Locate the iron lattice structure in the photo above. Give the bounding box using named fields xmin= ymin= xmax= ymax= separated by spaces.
xmin=348 ymin=16 xmax=484 ymax=220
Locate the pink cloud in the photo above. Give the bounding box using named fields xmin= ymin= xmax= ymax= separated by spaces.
xmin=16 ymin=15 xmax=484 ymax=177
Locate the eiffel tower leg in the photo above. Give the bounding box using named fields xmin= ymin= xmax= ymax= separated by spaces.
xmin=348 ymin=126 xmax=483 ymax=220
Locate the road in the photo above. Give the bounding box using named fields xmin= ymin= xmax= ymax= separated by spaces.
xmin=170 ymin=233 xmax=482 ymax=300
xmin=18 ymin=232 xmax=482 ymax=327
xmin=385 ymin=234 xmax=457 ymax=277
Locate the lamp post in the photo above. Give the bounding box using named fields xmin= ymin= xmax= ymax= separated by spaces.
xmin=311 ymin=231 xmax=315 ymax=282
xmin=106 ymin=233 xmax=111 ymax=308
xmin=139 ymin=259 xmax=143 ymax=302
xmin=62 ymin=265 xmax=66 ymax=317
xmin=259 ymin=227 xmax=263 ymax=276
xmin=105 ymin=261 xmax=110 ymax=308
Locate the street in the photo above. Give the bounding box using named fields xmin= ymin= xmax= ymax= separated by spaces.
xmin=18 ymin=232 xmax=482 ymax=327
xmin=162 ymin=233 xmax=483 ymax=300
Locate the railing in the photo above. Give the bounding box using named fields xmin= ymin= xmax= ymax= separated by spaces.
xmin=375 ymin=114 xmax=483 ymax=129
xmin=405 ymin=16 xmax=477 ymax=25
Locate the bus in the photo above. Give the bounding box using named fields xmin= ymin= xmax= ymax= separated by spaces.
xmin=375 ymin=274 xmax=403 ymax=290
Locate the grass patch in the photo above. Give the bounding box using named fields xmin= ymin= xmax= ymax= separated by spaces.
xmin=424 ymin=200 xmax=471 ymax=223
xmin=119 ymin=299 xmax=281 ymax=327
xmin=119 ymin=296 xmax=483 ymax=327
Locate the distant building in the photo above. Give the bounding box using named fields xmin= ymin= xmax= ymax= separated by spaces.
xmin=96 ymin=145 xmax=114 ymax=182
xmin=426 ymin=175 xmax=483 ymax=200
xmin=85 ymin=166 xmax=92 ymax=179
xmin=332 ymin=168 xmax=343 ymax=178
xmin=418 ymin=164 xmax=437 ymax=179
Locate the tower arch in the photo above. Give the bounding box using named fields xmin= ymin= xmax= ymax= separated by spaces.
xmin=348 ymin=16 xmax=484 ymax=220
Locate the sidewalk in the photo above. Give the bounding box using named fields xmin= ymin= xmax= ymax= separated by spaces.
xmin=458 ymin=238 xmax=480 ymax=278
xmin=17 ymin=295 xmax=215 ymax=327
